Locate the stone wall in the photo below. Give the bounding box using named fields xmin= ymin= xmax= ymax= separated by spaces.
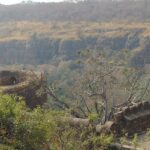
xmin=96 ymin=101 xmax=150 ymax=135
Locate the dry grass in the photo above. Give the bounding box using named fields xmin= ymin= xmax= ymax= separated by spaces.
xmin=0 ymin=21 xmax=150 ymax=41
xmin=136 ymin=132 xmax=150 ymax=150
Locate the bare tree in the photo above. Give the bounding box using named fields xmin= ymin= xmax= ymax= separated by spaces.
xmin=31 ymin=50 xmax=150 ymax=124
xmin=70 ymin=50 xmax=150 ymax=124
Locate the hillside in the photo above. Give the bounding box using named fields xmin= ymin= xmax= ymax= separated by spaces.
xmin=0 ymin=1 xmax=150 ymax=22
xmin=0 ymin=21 xmax=149 ymax=66
xmin=0 ymin=0 xmax=150 ymax=66
xmin=1 ymin=2 xmax=150 ymax=149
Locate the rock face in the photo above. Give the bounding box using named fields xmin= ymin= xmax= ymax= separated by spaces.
xmin=96 ymin=101 xmax=150 ymax=135
xmin=0 ymin=70 xmax=47 ymax=108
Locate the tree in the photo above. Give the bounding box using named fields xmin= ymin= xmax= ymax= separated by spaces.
xmin=69 ymin=50 xmax=150 ymax=124
xmin=33 ymin=49 xmax=150 ymax=125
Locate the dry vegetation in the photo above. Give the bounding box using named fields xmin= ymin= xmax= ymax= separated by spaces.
xmin=1 ymin=21 xmax=150 ymax=41
xmin=1 ymin=1 xmax=150 ymax=149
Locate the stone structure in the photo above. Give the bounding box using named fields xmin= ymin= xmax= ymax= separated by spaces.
xmin=0 ymin=70 xmax=47 ymax=108
xmin=96 ymin=101 xmax=150 ymax=135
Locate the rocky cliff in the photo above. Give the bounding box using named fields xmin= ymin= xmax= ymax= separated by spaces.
xmin=0 ymin=22 xmax=150 ymax=67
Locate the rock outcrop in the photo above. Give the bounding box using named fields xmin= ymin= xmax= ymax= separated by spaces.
xmin=0 ymin=70 xmax=47 ymax=108
xmin=96 ymin=101 xmax=150 ymax=135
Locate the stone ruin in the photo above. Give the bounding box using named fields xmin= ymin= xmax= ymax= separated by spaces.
xmin=1 ymin=70 xmax=150 ymax=137
xmin=96 ymin=101 xmax=150 ymax=135
xmin=0 ymin=70 xmax=47 ymax=108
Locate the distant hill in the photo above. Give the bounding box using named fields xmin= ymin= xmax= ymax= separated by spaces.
xmin=0 ymin=21 xmax=149 ymax=66
xmin=0 ymin=0 xmax=150 ymax=22
xmin=0 ymin=1 xmax=150 ymax=66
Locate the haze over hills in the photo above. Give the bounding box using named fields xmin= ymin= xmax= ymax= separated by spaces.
xmin=0 ymin=0 xmax=150 ymax=22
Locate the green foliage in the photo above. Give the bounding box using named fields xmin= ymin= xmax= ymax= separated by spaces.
xmin=119 ymin=133 xmax=128 ymax=146
xmin=88 ymin=113 xmax=99 ymax=122
xmin=0 ymin=94 xmax=57 ymax=150
xmin=0 ymin=94 xmax=26 ymax=144
xmin=0 ymin=93 xmax=114 ymax=150
xmin=131 ymin=134 xmax=138 ymax=148
xmin=92 ymin=134 xmax=114 ymax=149
xmin=14 ymin=108 xmax=55 ymax=150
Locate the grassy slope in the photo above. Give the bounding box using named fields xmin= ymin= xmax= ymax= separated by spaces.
xmin=0 ymin=21 xmax=150 ymax=42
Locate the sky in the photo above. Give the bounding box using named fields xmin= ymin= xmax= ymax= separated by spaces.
xmin=0 ymin=0 xmax=63 ymax=5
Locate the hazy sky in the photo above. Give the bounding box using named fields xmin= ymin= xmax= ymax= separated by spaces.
xmin=0 ymin=0 xmax=63 ymax=5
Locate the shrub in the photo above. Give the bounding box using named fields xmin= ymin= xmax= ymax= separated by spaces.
xmin=0 ymin=94 xmax=56 ymax=150
xmin=92 ymin=134 xmax=114 ymax=149
xmin=0 ymin=93 xmax=114 ymax=150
